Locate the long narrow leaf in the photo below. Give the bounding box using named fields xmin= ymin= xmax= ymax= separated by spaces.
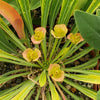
xmin=64 ymin=79 xmax=97 ymax=100
xmin=0 ymin=72 xmax=30 ymax=84
xmin=0 ymin=80 xmax=37 ymax=100
xmin=16 ymin=0 xmax=34 ymax=35
xmin=65 ymin=73 xmax=100 ymax=84
xmin=47 ymin=76 xmax=60 ymax=100
xmin=58 ymin=83 xmax=83 ymax=100
xmin=0 ymin=17 xmax=26 ymax=51
xmin=11 ymin=79 xmax=38 ymax=100
xmin=58 ymin=0 xmax=78 ymax=25
xmin=49 ymin=0 xmax=62 ymax=29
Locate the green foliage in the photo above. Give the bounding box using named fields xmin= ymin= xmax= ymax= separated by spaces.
xmin=0 ymin=0 xmax=100 ymax=100
xmin=30 ymin=0 xmax=40 ymax=10
xmin=97 ymin=90 xmax=100 ymax=100
xmin=75 ymin=10 xmax=100 ymax=50
xmin=48 ymin=76 xmax=60 ymax=100
xmin=39 ymin=70 xmax=46 ymax=87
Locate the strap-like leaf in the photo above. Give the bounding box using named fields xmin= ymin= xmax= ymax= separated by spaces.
xmin=64 ymin=79 xmax=97 ymax=100
xmin=16 ymin=0 xmax=34 ymax=35
xmin=0 ymin=80 xmax=37 ymax=100
xmin=0 ymin=49 xmax=38 ymax=67
xmin=39 ymin=70 xmax=46 ymax=87
xmin=0 ymin=0 xmax=25 ymax=39
xmin=65 ymin=74 xmax=100 ymax=84
xmin=0 ymin=17 xmax=26 ymax=51
xmin=58 ymin=83 xmax=83 ymax=100
xmin=86 ymin=0 xmax=100 ymax=13
xmin=48 ymin=76 xmax=60 ymax=100
xmin=41 ymin=0 xmax=52 ymax=61
xmin=49 ymin=0 xmax=62 ymax=29
xmin=11 ymin=80 xmax=38 ymax=100
xmin=58 ymin=0 xmax=78 ymax=25
xmin=41 ymin=0 xmax=52 ymax=27
xmin=0 ymin=72 xmax=30 ymax=84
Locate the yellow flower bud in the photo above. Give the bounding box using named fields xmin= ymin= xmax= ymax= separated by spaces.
xmin=51 ymin=24 xmax=68 ymax=38
xmin=67 ymin=33 xmax=84 ymax=44
xmin=48 ymin=64 xmax=64 ymax=82
xmin=22 ymin=48 xmax=41 ymax=62
xmin=31 ymin=27 xmax=46 ymax=44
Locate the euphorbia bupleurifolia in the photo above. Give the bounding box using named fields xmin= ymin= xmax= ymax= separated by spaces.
xmin=0 ymin=0 xmax=100 ymax=100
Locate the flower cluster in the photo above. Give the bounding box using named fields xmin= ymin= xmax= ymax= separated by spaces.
xmin=22 ymin=24 xmax=84 ymax=82
xmin=22 ymin=27 xmax=46 ymax=62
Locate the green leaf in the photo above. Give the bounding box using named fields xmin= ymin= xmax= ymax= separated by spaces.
xmin=64 ymin=55 xmax=100 ymax=69
xmin=65 ymin=73 xmax=100 ymax=84
xmin=25 ymin=88 xmax=36 ymax=100
xmin=96 ymin=9 xmax=100 ymax=16
xmin=47 ymin=76 xmax=60 ymax=100
xmin=35 ymin=87 xmax=41 ymax=100
xmin=58 ymin=0 xmax=78 ymax=25
xmin=64 ymin=79 xmax=97 ymax=100
xmin=41 ymin=0 xmax=52 ymax=61
xmin=58 ymin=83 xmax=83 ymax=100
xmin=0 ymin=80 xmax=38 ymax=100
xmin=1 ymin=69 xmax=28 ymax=77
xmin=74 ymin=0 xmax=88 ymax=11
xmin=12 ymin=79 xmax=38 ymax=100
xmin=39 ymin=70 xmax=46 ymax=87
xmin=0 ymin=57 xmax=38 ymax=67
xmin=0 ymin=72 xmax=30 ymax=84
xmin=16 ymin=0 xmax=34 ymax=35
xmin=0 ymin=29 xmax=17 ymax=54
xmin=75 ymin=10 xmax=100 ymax=50
xmin=97 ymin=90 xmax=100 ymax=100
xmin=30 ymin=0 xmax=40 ymax=10
xmin=82 ymin=0 xmax=92 ymax=11
xmin=71 ymin=0 xmax=100 ymax=34
xmin=0 ymin=49 xmax=38 ymax=67
xmin=86 ymin=0 xmax=100 ymax=14
xmin=0 ymin=17 xmax=26 ymax=51
xmin=0 ymin=82 xmax=24 ymax=97
xmin=49 ymin=0 xmax=62 ymax=29
xmin=41 ymin=0 xmax=52 ymax=27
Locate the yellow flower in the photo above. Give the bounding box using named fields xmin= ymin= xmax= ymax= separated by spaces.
xmin=67 ymin=33 xmax=84 ymax=44
xmin=51 ymin=24 xmax=68 ymax=38
xmin=22 ymin=48 xmax=41 ymax=62
xmin=31 ymin=27 xmax=46 ymax=44
xmin=48 ymin=64 xmax=64 ymax=82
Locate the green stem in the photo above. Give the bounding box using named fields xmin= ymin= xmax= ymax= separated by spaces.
xmin=41 ymin=41 xmax=47 ymax=61
xmin=47 ymin=36 xmax=54 ymax=57
xmin=49 ymin=39 xmax=58 ymax=62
